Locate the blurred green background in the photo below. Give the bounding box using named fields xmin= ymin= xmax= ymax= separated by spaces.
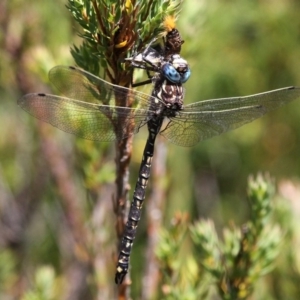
xmin=1 ymin=0 xmax=300 ymax=299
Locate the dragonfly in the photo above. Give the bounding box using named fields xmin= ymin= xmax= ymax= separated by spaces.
xmin=18 ymin=47 xmax=300 ymax=284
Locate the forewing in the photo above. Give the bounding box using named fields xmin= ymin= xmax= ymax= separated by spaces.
xmin=163 ymin=86 xmax=300 ymax=147
xmin=18 ymin=93 xmax=150 ymax=141
xmin=48 ymin=65 xmax=153 ymax=109
xmin=184 ymin=86 xmax=300 ymax=112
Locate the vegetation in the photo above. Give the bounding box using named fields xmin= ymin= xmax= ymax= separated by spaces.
xmin=1 ymin=0 xmax=300 ymax=299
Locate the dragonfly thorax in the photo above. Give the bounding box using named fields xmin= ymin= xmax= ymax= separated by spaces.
xmin=154 ymin=80 xmax=185 ymax=112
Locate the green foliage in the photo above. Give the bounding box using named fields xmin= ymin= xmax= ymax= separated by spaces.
xmin=191 ymin=175 xmax=282 ymax=300
xmin=156 ymin=213 xmax=211 ymax=300
xmin=0 ymin=250 xmax=17 ymax=293
xmin=67 ymin=0 xmax=183 ymax=80
xmin=22 ymin=266 xmax=59 ymax=300
xmin=157 ymin=175 xmax=283 ymax=300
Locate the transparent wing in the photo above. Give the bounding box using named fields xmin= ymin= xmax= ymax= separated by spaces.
xmin=161 ymin=106 xmax=266 ymax=147
xmin=184 ymin=86 xmax=300 ymax=112
xmin=48 ymin=65 xmax=154 ymax=109
xmin=162 ymin=86 xmax=300 ymax=147
xmin=18 ymin=93 xmax=151 ymax=141
xmin=17 ymin=65 xmax=164 ymax=141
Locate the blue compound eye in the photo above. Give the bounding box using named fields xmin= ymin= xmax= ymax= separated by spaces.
xmin=162 ymin=63 xmax=181 ymax=83
xmin=180 ymin=67 xmax=191 ymax=83
xmin=162 ymin=63 xmax=191 ymax=83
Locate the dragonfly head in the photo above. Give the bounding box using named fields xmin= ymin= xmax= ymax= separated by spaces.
xmin=162 ymin=54 xmax=191 ymax=84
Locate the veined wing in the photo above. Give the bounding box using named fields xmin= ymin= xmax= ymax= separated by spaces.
xmin=48 ymin=65 xmax=155 ymax=110
xmin=161 ymin=105 xmax=269 ymax=147
xmin=18 ymin=93 xmax=151 ymax=141
xmin=162 ymin=86 xmax=300 ymax=147
xmin=183 ymin=86 xmax=300 ymax=112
